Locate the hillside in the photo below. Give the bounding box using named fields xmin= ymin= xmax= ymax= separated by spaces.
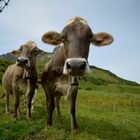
xmin=0 ymin=54 xmax=139 ymax=87
xmin=0 ymin=53 xmax=16 ymax=61
xmin=88 ymin=66 xmax=139 ymax=86
xmin=0 ymin=54 xmax=140 ymax=140
xmin=36 ymin=54 xmax=139 ymax=87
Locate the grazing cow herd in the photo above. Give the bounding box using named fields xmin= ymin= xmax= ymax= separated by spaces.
xmin=1 ymin=17 xmax=113 ymax=131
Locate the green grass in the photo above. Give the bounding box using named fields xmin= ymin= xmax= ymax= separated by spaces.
xmin=0 ymin=56 xmax=140 ymax=139
xmin=0 ymin=85 xmax=140 ymax=140
xmin=0 ymin=58 xmax=13 ymax=83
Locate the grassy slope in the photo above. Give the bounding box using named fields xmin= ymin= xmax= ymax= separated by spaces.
xmin=0 ymin=56 xmax=140 ymax=140
xmin=0 ymin=55 xmax=139 ymax=86
xmin=0 ymin=86 xmax=140 ymax=140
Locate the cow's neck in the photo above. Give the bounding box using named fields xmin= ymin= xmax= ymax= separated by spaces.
xmin=51 ymin=46 xmax=66 ymax=74
xmin=70 ymin=76 xmax=79 ymax=86
xmin=24 ymin=60 xmax=37 ymax=81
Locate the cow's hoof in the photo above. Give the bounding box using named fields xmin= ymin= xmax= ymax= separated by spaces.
xmin=58 ymin=116 xmax=62 ymax=123
xmin=27 ymin=116 xmax=32 ymax=120
xmin=46 ymin=122 xmax=53 ymax=129
xmin=13 ymin=117 xmax=18 ymax=121
xmin=27 ymin=113 xmax=32 ymax=120
xmin=5 ymin=111 xmax=9 ymax=115
xmin=27 ymin=110 xmax=32 ymax=119
xmin=71 ymin=128 xmax=80 ymax=134
xmin=47 ymin=125 xmax=52 ymax=129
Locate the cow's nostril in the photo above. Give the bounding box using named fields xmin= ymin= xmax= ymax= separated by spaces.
xmin=23 ymin=59 xmax=28 ymax=64
xmin=67 ymin=62 xmax=71 ymax=70
xmin=17 ymin=59 xmax=20 ymax=62
xmin=80 ymin=62 xmax=86 ymax=71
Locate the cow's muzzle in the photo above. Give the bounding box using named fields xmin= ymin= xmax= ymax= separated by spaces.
xmin=16 ymin=57 xmax=30 ymax=68
xmin=63 ymin=58 xmax=90 ymax=76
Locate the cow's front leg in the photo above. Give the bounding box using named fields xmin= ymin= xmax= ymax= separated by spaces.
xmin=70 ymin=85 xmax=79 ymax=132
xmin=46 ymin=87 xmax=55 ymax=128
xmin=27 ymin=87 xmax=35 ymax=119
xmin=5 ymin=91 xmax=9 ymax=114
xmin=55 ymin=95 xmax=61 ymax=122
xmin=31 ymin=88 xmax=37 ymax=112
xmin=13 ymin=90 xmax=20 ymax=119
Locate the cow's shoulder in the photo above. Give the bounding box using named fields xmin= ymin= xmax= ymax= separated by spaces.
xmin=42 ymin=46 xmax=65 ymax=84
xmin=52 ymin=46 xmax=65 ymax=74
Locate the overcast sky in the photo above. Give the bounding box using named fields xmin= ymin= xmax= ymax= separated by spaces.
xmin=0 ymin=0 xmax=140 ymax=83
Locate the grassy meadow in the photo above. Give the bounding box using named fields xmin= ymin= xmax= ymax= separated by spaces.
xmin=0 ymin=56 xmax=140 ymax=140
xmin=0 ymin=84 xmax=140 ymax=140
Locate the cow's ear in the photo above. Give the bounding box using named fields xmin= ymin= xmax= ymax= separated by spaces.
xmin=91 ymin=32 xmax=113 ymax=46
xmin=10 ymin=50 xmax=21 ymax=57
xmin=37 ymin=48 xmax=44 ymax=55
xmin=42 ymin=31 xmax=62 ymax=45
xmin=35 ymin=48 xmax=45 ymax=56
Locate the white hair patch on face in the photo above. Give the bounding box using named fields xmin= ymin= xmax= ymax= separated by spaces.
xmin=79 ymin=19 xmax=88 ymax=25
xmin=85 ymin=62 xmax=90 ymax=74
xmin=66 ymin=19 xmax=75 ymax=25
xmin=26 ymin=40 xmax=37 ymax=48
xmin=66 ymin=17 xmax=88 ymax=26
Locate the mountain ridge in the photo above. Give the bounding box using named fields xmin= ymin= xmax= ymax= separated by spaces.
xmin=0 ymin=53 xmax=139 ymax=86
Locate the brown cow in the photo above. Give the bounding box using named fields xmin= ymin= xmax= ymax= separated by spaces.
xmin=2 ymin=41 xmax=43 ymax=119
xmin=41 ymin=17 xmax=113 ymax=131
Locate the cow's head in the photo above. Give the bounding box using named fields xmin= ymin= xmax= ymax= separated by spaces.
xmin=42 ymin=17 xmax=113 ymax=76
xmin=11 ymin=41 xmax=43 ymax=69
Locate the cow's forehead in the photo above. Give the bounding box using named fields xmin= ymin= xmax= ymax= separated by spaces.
xmin=26 ymin=41 xmax=37 ymax=48
xmin=22 ymin=41 xmax=37 ymax=50
xmin=66 ymin=17 xmax=88 ymax=26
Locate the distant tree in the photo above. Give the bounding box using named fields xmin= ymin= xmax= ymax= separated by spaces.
xmin=0 ymin=0 xmax=10 ymax=13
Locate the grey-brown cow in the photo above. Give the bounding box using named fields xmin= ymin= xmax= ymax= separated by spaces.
xmin=2 ymin=41 xmax=43 ymax=119
xmin=41 ymin=17 xmax=114 ymax=131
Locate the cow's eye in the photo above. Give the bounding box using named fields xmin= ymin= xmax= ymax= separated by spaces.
xmin=19 ymin=46 xmax=22 ymax=52
xmin=61 ymin=35 xmax=65 ymax=40
xmin=88 ymin=33 xmax=93 ymax=40
xmin=32 ymin=49 xmax=38 ymax=55
xmin=61 ymin=35 xmax=67 ymax=42
xmin=89 ymin=34 xmax=93 ymax=39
